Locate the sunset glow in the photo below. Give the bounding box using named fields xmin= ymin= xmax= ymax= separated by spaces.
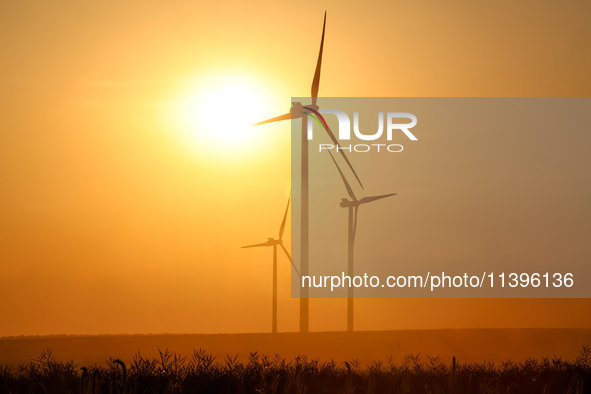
xmin=0 ymin=0 xmax=590 ymax=341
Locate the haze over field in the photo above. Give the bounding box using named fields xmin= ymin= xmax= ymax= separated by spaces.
xmin=2 ymin=329 xmax=590 ymax=368
xmin=1 ymin=0 xmax=590 ymax=338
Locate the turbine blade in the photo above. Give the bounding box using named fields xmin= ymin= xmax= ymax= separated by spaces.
xmin=311 ymin=11 xmax=326 ymax=106
xmin=359 ymin=193 xmax=397 ymax=205
xmin=278 ymin=192 xmax=291 ymax=240
xmin=242 ymin=242 xmax=272 ymax=248
xmin=280 ymin=244 xmax=300 ymax=278
xmin=251 ymin=112 xmax=291 ymax=126
xmin=303 ymin=107 xmax=364 ymax=189
xmin=327 ymin=150 xmax=356 ymax=201
xmin=329 ymin=124 xmax=364 ymax=189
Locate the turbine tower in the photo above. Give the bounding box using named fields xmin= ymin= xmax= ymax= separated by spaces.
xmin=242 ymin=195 xmax=299 ymax=333
xmin=252 ymin=12 xmax=362 ymax=333
xmin=326 ymin=150 xmax=396 ymax=332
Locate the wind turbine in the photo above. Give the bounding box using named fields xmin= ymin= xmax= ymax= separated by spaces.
xmin=252 ymin=12 xmax=362 ymax=333
xmin=326 ymin=150 xmax=396 ymax=332
xmin=242 ymin=195 xmax=299 ymax=334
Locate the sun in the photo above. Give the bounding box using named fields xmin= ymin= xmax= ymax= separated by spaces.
xmin=173 ymin=78 xmax=276 ymax=153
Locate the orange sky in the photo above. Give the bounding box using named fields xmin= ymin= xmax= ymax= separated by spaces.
xmin=1 ymin=0 xmax=590 ymax=336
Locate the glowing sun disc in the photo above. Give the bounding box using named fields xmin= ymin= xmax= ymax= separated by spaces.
xmin=178 ymin=79 xmax=272 ymax=150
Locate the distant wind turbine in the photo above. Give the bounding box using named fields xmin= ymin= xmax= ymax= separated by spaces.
xmin=326 ymin=150 xmax=396 ymax=332
xmin=242 ymin=194 xmax=299 ymax=334
xmin=252 ymin=12 xmax=362 ymax=333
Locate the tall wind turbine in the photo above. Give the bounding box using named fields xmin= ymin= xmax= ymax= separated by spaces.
xmin=326 ymin=150 xmax=396 ymax=332
xmin=242 ymin=195 xmax=299 ymax=334
xmin=252 ymin=12 xmax=362 ymax=333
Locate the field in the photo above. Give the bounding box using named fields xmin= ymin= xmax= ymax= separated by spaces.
xmin=1 ymin=329 xmax=590 ymax=393
xmin=1 ymin=329 xmax=590 ymax=368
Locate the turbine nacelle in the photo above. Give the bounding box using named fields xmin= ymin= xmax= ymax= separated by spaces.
xmin=339 ymin=194 xmax=397 ymax=208
xmin=340 ymin=198 xmax=357 ymax=208
xmin=293 ymin=102 xmax=319 ymax=118
xmin=340 ymin=198 xmax=355 ymax=208
xmin=241 ymin=236 xmax=284 ymax=248
xmin=292 ymin=102 xmax=319 ymax=113
xmin=289 ymin=102 xmax=305 ymax=119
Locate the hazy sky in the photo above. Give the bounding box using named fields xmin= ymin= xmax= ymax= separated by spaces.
xmin=1 ymin=0 xmax=590 ymax=336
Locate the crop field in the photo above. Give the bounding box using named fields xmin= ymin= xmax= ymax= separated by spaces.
xmin=3 ymin=329 xmax=590 ymax=368
xmin=1 ymin=346 xmax=590 ymax=394
xmin=1 ymin=329 xmax=590 ymax=393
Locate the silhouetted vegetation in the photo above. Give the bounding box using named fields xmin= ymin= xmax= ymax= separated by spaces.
xmin=0 ymin=347 xmax=589 ymax=393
